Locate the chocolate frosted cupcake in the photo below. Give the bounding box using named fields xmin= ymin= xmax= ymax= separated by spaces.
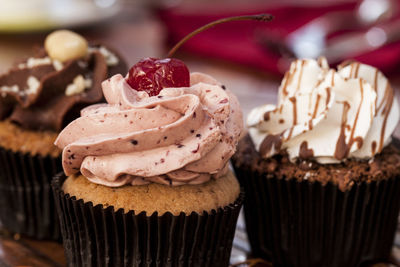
xmin=52 ymin=68 xmax=244 ymax=266
xmin=0 ymin=30 xmax=126 ymax=239
xmin=232 ymin=58 xmax=400 ymax=266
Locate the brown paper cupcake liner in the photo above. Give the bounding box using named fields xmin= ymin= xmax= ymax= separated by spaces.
xmin=232 ymin=163 xmax=400 ymax=267
xmin=52 ymin=173 xmax=244 ymax=267
xmin=0 ymin=146 xmax=62 ymax=240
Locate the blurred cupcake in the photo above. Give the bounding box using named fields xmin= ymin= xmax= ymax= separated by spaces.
xmin=0 ymin=29 xmax=126 ymax=239
xmin=52 ymin=64 xmax=244 ymax=266
xmin=232 ymin=58 xmax=400 ymax=266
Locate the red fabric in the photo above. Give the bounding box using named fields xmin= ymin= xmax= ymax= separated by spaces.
xmin=157 ymin=2 xmax=400 ymax=77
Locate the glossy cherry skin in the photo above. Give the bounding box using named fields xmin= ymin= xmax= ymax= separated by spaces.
xmin=126 ymin=57 xmax=190 ymax=96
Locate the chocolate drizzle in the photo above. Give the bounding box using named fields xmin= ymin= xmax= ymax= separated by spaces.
xmin=373 ymin=69 xmax=379 ymax=113
xmin=312 ymin=94 xmax=321 ymax=118
xmin=354 ymin=136 xmax=363 ymax=149
xmin=264 ymin=111 xmax=270 ymax=121
xmin=299 ymin=141 xmax=314 ymax=159
xmin=337 ymin=59 xmax=354 ymax=70
xmin=372 ymin=140 xmax=377 ymax=154
xmin=289 ymin=97 xmax=297 ymax=124
xmin=0 ymin=44 xmax=127 ymax=131
xmin=260 ymin=134 xmax=282 ymax=157
xmin=334 ymin=101 xmax=350 ymax=160
xmin=286 ymin=96 xmax=297 ymax=140
xmin=350 ymin=62 xmax=360 ymax=78
xmin=344 ymin=79 xmax=364 ymax=155
xmin=378 ymin=82 xmax=395 ymax=152
xmin=325 ymin=87 xmax=331 ymax=106
xmin=296 ymin=60 xmax=305 ymax=91
xmin=254 ymin=58 xmax=398 ymax=163
xmin=281 ymin=72 xmax=290 ymax=96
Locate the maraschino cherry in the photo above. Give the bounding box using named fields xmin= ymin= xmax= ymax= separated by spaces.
xmin=126 ymin=14 xmax=273 ymax=96
xmin=126 ymin=58 xmax=189 ymax=96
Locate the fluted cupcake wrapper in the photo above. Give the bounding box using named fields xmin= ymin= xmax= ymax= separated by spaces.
xmin=0 ymin=146 xmax=62 ymax=240
xmin=233 ymin=163 xmax=400 ymax=267
xmin=52 ymin=173 xmax=244 ymax=267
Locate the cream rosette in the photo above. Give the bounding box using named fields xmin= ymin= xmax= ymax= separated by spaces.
xmin=248 ymin=58 xmax=399 ymax=163
xmin=55 ymin=73 xmax=243 ymax=186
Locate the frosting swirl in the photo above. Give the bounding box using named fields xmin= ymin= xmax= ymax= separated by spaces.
xmin=55 ymin=72 xmax=243 ymax=186
xmin=248 ymin=58 xmax=399 ymax=163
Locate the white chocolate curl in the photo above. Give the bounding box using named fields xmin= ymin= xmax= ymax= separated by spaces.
xmin=248 ymin=58 xmax=399 ymax=164
xmin=55 ymin=73 xmax=243 ymax=186
xmin=45 ymin=30 xmax=88 ymax=62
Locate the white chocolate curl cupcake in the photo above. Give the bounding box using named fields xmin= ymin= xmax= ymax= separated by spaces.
xmin=248 ymin=58 xmax=399 ymax=164
xmin=55 ymin=72 xmax=243 ymax=186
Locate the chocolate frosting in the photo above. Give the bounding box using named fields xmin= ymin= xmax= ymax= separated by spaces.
xmin=0 ymin=44 xmax=127 ymax=131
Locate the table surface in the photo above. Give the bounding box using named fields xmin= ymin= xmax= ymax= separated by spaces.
xmin=0 ymin=3 xmax=400 ymax=266
xmin=0 ymin=215 xmax=399 ymax=267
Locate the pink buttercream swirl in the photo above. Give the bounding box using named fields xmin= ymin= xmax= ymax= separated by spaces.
xmin=55 ymin=72 xmax=243 ymax=186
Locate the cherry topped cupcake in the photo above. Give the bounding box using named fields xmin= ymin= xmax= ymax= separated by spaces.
xmin=232 ymin=57 xmax=400 ymax=266
xmin=0 ymin=29 xmax=126 ymax=240
xmin=52 ymin=57 xmax=245 ymax=266
xmin=56 ymin=67 xmax=242 ymax=189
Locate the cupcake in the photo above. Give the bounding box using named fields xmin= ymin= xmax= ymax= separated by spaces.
xmin=0 ymin=30 xmax=126 ymax=239
xmin=232 ymin=58 xmax=400 ymax=266
xmin=52 ymin=58 xmax=244 ymax=266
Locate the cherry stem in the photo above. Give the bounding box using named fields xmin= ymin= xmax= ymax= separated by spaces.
xmin=166 ymin=13 xmax=274 ymax=58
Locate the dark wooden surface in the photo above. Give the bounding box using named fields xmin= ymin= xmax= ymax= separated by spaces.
xmin=0 ymin=214 xmax=399 ymax=267
xmin=0 ymin=231 xmax=65 ymax=267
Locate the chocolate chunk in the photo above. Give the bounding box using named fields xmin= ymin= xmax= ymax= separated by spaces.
xmin=192 ymin=144 xmax=200 ymax=153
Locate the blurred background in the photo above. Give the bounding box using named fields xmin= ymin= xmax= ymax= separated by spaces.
xmin=1 ymin=0 xmax=400 ymax=118
xmin=0 ymin=0 xmax=399 ymax=265
xmin=3 ymin=0 xmax=400 ymax=71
